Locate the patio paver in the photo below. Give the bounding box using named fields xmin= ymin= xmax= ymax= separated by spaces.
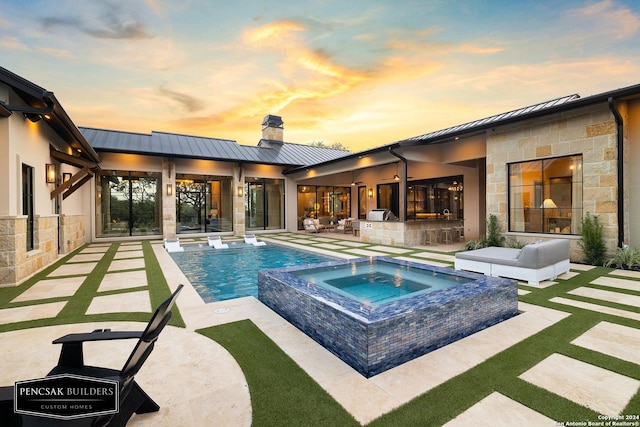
xmin=591 ymin=276 xmax=640 ymax=292
xmin=571 ymin=321 xmax=640 ymax=365
xmin=550 ymin=297 xmax=640 ymax=321
xmin=519 ymin=353 xmax=639 ymax=416
xmin=47 ymin=262 xmax=97 ymax=277
xmin=86 ymin=290 xmax=151 ymax=314
xmin=0 ymin=301 xmax=67 ymax=323
xmin=11 ymin=276 xmax=85 ymax=302
xmin=443 ymin=392 xmax=555 ymax=426
xmin=98 ymin=270 xmax=148 ymax=292
xmin=108 ymin=258 xmax=146 ymax=271
xmin=568 ymin=287 xmax=640 ymax=308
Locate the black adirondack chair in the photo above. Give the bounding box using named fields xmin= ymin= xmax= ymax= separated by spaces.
xmin=0 ymin=284 xmax=183 ymax=427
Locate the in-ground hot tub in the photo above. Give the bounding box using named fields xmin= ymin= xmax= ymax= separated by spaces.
xmin=258 ymin=257 xmax=518 ymax=377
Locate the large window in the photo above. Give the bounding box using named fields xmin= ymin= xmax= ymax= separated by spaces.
xmin=246 ymin=178 xmax=285 ymax=230
xmin=296 ymin=185 xmax=352 ymax=229
xmin=377 ymin=183 xmax=399 ymax=218
xmin=22 ymin=164 xmax=34 ymax=250
xmin=96 ymin=171 xmax=161 ymax=237
xmin=508 ymin=155 xmax=582 ymax=234
xmin=407 ymin=176 xmax=463 ymax=221
xmin=176 ymin=174 xmax=232 ymax=234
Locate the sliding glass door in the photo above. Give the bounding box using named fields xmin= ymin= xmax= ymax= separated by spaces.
xmin=246 ymin=178 xmax=284 ymax=231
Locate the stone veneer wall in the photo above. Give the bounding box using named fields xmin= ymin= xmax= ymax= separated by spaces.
xmin=59 ymin=214 xmax=86 ymax=254
xmin=486 ymin=103 xmax=621 ymax=261
xmin=360 ymin=220 xmax=461 ymax=247
xmin=360 ymin=221 xmax=405 ymax=245
xmin=0 ymin=214 xmax=59 ymax=286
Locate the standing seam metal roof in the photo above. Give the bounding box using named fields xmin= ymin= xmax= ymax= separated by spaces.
xmin=79 ymin=127 xmax=349 ymax=167
xmin=403 ymin=94 xmax=580 ymax=143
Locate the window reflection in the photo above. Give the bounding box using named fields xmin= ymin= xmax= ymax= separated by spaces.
xmin=176 ymin=174 xmax=233 ymax=234
xmin=508 ymin=155 xmax=582 ymax=234
xmin=96 ymin=171 xmax=161 ymax=237
xmin=297 ymin=185 xmax=352 ymax=229
xmin=406 ymin=176 xmax=464 ymax=221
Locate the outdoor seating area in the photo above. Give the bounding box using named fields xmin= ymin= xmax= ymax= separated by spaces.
xmin=303 ymin=217 xmax=357 ymax=235
xmin=454 ymin=239 xmax=570 ymax=285
xmin=424 ymin=226 xmax=465 ymax=245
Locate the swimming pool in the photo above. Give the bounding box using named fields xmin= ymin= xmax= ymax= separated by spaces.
xmin=169 ymin=242 xmax=335 ymax=302
xmin=259 ymin=257 xmax=518 ymax=377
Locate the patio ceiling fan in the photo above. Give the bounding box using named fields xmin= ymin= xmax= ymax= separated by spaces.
xmin=337 ymin=171 xmax=363 ymax=186
xmin=382 ymin=163 xmax=412 ymax=180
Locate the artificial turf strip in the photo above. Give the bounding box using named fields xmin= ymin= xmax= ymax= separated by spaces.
xmin=0 ymin=241 xmax=185 ymax=333
xmin=197 ymin=319 xmax=360 ymax=427
xmin=368 ymin=315 xmax=603 ymax=426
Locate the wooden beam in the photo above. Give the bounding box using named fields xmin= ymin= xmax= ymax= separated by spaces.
xmin=50 ymin=166 xmax=93 ymax=199
xmin=49 ymin=147 xmax=99 ymax=170
xmin=62 ymin=173 xmax=93 ymax=200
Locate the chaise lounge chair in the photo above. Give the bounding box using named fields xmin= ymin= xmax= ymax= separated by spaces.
xmin=207 ymin=236 xmax=229 ymax=249
xmin=244 ymin=234 xmax=267 ymax=246
xmin=0 ymin=285 xmax=183 ymax=426
xmin=164 ymin=238 xmax=184 ymax=253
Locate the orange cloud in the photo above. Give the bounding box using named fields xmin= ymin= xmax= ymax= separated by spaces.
xmin=567 ymin=0 xmax=640 ymax=39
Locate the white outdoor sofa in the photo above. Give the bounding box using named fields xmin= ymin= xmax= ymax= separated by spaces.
xmin=454 ymin=239 xmax=570 ymax=285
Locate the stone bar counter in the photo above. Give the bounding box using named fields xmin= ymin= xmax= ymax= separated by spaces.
xmin=359 ymin=216 xmax=464 ymax=247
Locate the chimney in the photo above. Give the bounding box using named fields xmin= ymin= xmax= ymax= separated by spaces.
xmin=262 ymin=115 xmax=284 ymax=142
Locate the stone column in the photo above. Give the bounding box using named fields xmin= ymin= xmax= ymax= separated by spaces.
xmin=162 ymin=157 xmax=176 ymax=239
xmin=234 ymin=164 xmax=245 ymax=236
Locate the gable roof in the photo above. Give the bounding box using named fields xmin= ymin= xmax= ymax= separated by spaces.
xmin=80 ymin=127 xmax=349 ymax=167
xmin=0 ymin=66 xmax=100 ymax=162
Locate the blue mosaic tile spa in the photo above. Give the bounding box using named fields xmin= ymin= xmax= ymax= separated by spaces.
xmin=258 ymin=257 xmax=518 ymax=377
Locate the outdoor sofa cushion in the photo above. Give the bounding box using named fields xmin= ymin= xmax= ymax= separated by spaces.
xmin=455 ymin=239 xmax=569 ymax=269
xmin=455 ymin=239 xmax=570 ymax=285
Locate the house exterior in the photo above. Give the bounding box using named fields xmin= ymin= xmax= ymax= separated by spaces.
xmin=2 ymin=65 xmax=640 ymax=285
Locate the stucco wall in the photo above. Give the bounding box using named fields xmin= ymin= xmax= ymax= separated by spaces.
xmin=486 ymin=103 xmax=619 ymax=261
xmin=627 ymin=99 xmax=640 ymax=247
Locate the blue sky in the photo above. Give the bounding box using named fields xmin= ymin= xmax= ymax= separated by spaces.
xmin=1 ymin=0 xmax=639 ymax=151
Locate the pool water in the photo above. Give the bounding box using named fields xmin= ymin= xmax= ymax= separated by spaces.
xmin=169 ymin=242 xmax=335 ymax=302
xmin=292 ymin=261 xmax=470 ymax=305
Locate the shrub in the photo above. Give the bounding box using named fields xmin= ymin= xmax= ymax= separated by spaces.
xmin=464 ymin=237 xmax=487 ymax=250
xmin=579 ymin=213 xmax=607 ymax=266
xmin=605 ymin=245 xmax=640 ymax=270
xmin=505 ymin=238 xmax=526 ymax=249
xmin=485 ymin=214 xmax=505 ymax=247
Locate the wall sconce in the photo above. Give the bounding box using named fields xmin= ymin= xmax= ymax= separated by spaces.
xmin=25 ymin=113 xmax=42 ymax=122
xmin=63 ymin=172 xmax=72 ymax=183
xmin=237 ymin=186 xmax=244 ymax=197
xmin=166 ymin=184 xmax=173 ymax=196
xmin=45 ymin=164 xmax=56 ymax=184
xmin=368 ymin=188 xmax=373 ymax=198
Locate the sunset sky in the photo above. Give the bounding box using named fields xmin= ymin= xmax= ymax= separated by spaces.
xmin=2 ymin=0 xmax=639 ymax=152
